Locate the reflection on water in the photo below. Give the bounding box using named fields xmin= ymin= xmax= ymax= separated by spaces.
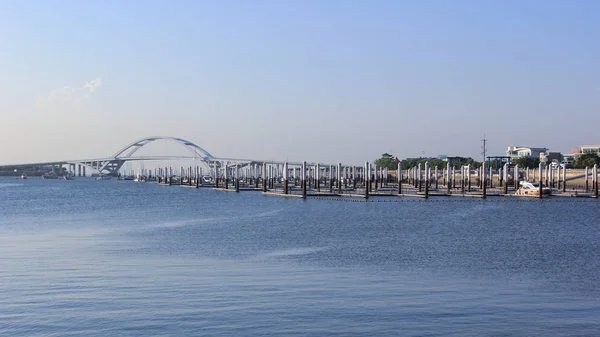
xmin=1 ymin=178 xmax=599 ymax=336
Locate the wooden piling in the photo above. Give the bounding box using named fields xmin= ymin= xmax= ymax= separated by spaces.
xmin=447 ymin=163 xmax=451 ymax=193
xmin=460 ymin=166 xmax=465 ymax=193
xmin=302 ymin=161 xmax=307 ymax=199
xmin=235 ymin=165 xmax=240 ymax=192
xmin=594 ymin=164 xmax=598 ymax=198
xmin=329 ymin=165 xmax=334 ymax=193
xmin=398 ymin=163 xmax=402 ymax=195
xmin=418 ymin=163 xmax=422 ymax=192
xmin=253 ymin=164 xmax=258 ymax=188
xmin=452 ymin=166 xmax=456 ymax=189
xmin=262 ymin=163 xmax=267 ymax=192
xmin=215 ymin=166 xmax=219 ymax=188
xmin=283 ymin=162 xmax=289 ymax=194
xmin=337 ymin=163 xmax=342 ymax=194
xmin=224 ymin=164 xmax=229 ymax=190
xmin=538 ymin=162 xmax=543 ymax=199
xmin=364 ymin=162 xmax=370 ymax=199
xmin=514 ymin=165 xmax=519 ymax=191
xmin=503 ymin=163 xmax=508 ymax=195
xmin=467 ymin=164 xmax=471 ymax=192
xmin=562 ymin=165 xmax=566 ymax=192
xmin=316 ymin=163 xmax=321 ymax=192
xmin=424 ymin=162 xmax=429 ymax=199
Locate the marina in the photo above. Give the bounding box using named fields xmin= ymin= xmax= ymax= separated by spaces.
xmin=3 ymin=136 xmax=598 ymax=202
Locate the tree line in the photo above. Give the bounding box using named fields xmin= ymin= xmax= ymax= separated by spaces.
xmin=374 ymin=152 xmax=600 ymax=170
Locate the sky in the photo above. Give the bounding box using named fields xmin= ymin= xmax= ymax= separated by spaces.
xmin=1 ymin=0 xmax=599 ymax=166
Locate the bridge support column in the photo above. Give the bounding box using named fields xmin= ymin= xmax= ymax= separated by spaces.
xmin=82 ymin=166 xmax=86 ymax=177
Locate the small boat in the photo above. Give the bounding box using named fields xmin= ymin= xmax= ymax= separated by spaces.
xmin=20 ymin=173 xmax=27 ymax=180
xmin=516 ymin=181 xmax=551 ymax=196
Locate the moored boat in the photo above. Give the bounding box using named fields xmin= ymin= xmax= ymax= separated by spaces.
xmin=515 ymin=181 xmax=551 ymax=196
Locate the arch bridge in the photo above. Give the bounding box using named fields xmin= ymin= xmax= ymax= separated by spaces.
xmin=1 ymin=136 xmax=249 ymax=176
xmin=0 ymin=136 xmax=327 ymax=177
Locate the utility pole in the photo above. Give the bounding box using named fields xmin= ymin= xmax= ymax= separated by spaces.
xmin=481 ymin=134 xmax=487 ymax=164
xmin=481 ymin=135 xmax=488 ymax=191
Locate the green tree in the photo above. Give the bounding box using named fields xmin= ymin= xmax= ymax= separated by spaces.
xmin=513 ymin=157 xmax=540 ymax=169
xmin=374 ymin=153 xmax=398 ymax=170
xmin=573 ymin=153 xmax=600 ymax=169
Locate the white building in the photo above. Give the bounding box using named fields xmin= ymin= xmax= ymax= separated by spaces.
xmin=506 ymin=146 xmax=548 ymax=159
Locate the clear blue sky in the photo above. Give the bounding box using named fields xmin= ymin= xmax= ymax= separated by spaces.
xmin=1 ymin=0 xmax=598 ymax=165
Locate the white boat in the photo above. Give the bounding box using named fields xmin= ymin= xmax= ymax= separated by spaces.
xmin=20 ymin=173 xmax=27 ymax=180
xmin=516 ymin=181 xmax=551 ymax=196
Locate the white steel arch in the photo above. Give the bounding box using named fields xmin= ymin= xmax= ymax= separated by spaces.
xmin=97 ymin=136 xmax=217 ymax=175
xmin=111 ymin=136 xmax=215 ymax=160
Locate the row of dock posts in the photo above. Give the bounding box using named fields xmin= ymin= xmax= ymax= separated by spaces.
xmin=148 ymin=160 xmax=600 ymax=200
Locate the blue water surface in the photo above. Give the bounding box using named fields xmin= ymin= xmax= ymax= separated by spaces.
xmin=1 ymin=178 xmax=599 ymax=336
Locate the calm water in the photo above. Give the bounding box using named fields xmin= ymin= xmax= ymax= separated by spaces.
xmin=1 ymin=178 xmax=599 ymax=336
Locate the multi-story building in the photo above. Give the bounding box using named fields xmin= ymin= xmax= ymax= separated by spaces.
xmin=506 ymin=146 xmax=548 ymax=159
xmin=577 ymin=145 xmax=600 ymax=154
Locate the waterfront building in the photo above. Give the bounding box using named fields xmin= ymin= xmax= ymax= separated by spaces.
xmin=506 ymin=146 xmax=548 ymax=159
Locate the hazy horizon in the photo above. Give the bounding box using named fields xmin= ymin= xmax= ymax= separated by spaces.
xmin=1 ymin=0 xmax=599 ymax=166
